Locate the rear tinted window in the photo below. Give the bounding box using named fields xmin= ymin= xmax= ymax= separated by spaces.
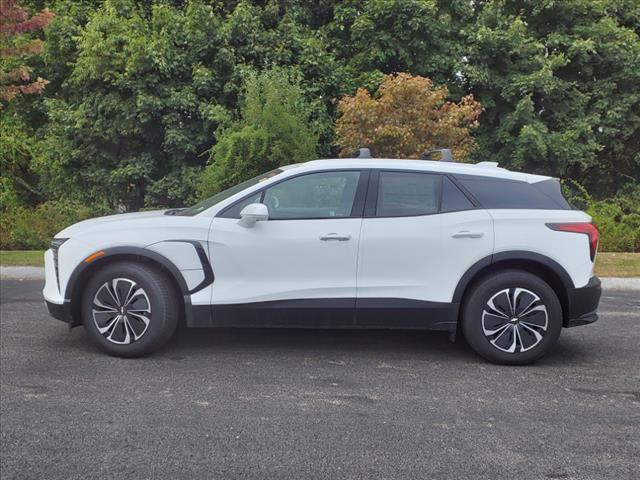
xmin=531 ymin=179 xmax=573 ymax=209
xmin=377 ymin=172 xmax=439 ymax=217
xmin=456 ymin=176 xmax=571 ymax=210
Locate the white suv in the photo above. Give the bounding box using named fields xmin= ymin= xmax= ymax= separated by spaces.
xmin=43 ymin=155 xmax=601 ymax=364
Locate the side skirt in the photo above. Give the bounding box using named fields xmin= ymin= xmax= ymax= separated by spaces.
xmin=356 ymin=298 xmax=458 ymax=331
xmin=187 ymin=298 xmax=458 ymax=331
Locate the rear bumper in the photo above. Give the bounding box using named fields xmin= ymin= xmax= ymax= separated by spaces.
xmin=564 ymin=276 xmax=601 ymax=327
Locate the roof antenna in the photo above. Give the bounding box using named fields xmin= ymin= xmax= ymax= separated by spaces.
xmin=421 ymin=148 xmax=453 ymax=162
xmin=353 ymin=148 xmax=372 ymax=158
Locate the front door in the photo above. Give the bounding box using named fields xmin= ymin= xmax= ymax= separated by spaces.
xmin=208 ymin=170 xmax=367 ymax=326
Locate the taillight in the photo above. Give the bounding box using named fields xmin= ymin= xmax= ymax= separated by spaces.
xmin=546 ymin=223 xmax=599 ymax=261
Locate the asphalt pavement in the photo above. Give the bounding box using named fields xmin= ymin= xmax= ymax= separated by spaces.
xmin=1 ymin=279 xmax=639 ymax=480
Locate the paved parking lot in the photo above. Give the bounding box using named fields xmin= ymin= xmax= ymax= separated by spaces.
xmin=1 ymin=279 xmax=639 ymax=480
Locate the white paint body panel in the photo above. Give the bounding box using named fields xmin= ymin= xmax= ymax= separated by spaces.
xmin=146 ymin=241 xmax=206 ymax=291
xmin=357 ymin=210 xmax=494 ymax=303
xmin=209 ymin=217 xmax=362 ymax=304
xmin=47 ymin=211 xmax=212 ymax=303
xmin=147 ymin=241 xmax=203 ymax=271
xmin=489 ymin=209 xmax=594 ymax=288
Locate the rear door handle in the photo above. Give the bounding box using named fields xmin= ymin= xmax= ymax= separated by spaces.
xmin=451 ymin=230 xmax=484 ymax=239
xmin=320 ymin=233 xmax=352 ymax=241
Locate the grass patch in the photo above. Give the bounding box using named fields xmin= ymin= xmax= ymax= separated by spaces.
xmin=1 ymin=250 xmax=638 ymax=277
xmin=1 ymin=250 xmax=45 ymax=267
xmin=595 ymin=252 xmax=640 ymax=278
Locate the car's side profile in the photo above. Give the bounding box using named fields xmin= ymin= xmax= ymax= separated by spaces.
xmin=43 ymin=155 xmax=602 ymax=364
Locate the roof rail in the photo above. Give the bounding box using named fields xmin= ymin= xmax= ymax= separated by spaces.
xmin=353 ymin=148 xmax=372 ymax=158
xmin=421 ymin=148 xmax=453 ymax=162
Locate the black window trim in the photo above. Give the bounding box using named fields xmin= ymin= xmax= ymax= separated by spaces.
xmin=364 ymin=169 xmax=478 ymax=219
xmin=217 ymin=169 xmax=371 ymax=221
xmin=445 ymin=174 xmax=481 ymax=209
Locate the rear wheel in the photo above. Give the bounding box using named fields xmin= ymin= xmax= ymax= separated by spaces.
xmin=461 ymin=270 xmax=562 ymax=365
xmin=81 ymin=262 xmax=179 ymax=357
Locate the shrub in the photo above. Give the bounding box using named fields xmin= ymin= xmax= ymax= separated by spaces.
xmin=588 ymin=200 xmax=640 ymax=253
xmin=1 ymin=201 xmax=94 ymax=250
xmin=563 ymin=181 xmax=640 ymax=252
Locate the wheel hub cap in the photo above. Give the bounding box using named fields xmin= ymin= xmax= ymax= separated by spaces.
xmin=92 ymin=278 xmax=151 ymax=345
xmin=481 ymin=288 xmax=548 ymax=353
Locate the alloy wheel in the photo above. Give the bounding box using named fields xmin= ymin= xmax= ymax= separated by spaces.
xmin=91 ymin=278 xmax=151 ymax=345
xmin=481 ymin=288 xmax=548 ymax=353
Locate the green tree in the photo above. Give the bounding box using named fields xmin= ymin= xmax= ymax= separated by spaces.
xmin=4 ymin=0 xmax=640 ymax=218
xmin=326 ymin=0 xmax=472 ymax=90
xmin=199 ymin=68 xmax=318 ymax=198
xmin=34 ymin=0 xmax=232 ymax=210
xmin=462 ymin=0 xmax=640 ymax=197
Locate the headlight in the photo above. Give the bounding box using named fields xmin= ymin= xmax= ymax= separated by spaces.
xmin=50 ymin=238 xmax=69 ymax=292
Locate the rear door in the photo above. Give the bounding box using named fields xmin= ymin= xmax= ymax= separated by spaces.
xmin=356 ymin=170 xmax=494 ymax=327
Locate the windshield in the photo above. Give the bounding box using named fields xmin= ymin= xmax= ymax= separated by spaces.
xmin=177 ymin=169 xmax=283 ymax=216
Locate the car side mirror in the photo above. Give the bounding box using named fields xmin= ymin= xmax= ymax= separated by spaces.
xmin=238 ymin=203 xmax=269 ymax=228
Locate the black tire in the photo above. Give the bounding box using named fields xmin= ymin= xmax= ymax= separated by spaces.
xmin=461 ymin=270 xmax=562 ymax=365
xmin=81 ymin=261 xmax=179 ymax=357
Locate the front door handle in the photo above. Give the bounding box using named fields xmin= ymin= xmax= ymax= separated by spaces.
xmin=451 ymin=230 xmax=484 ymax=239
xmin=320 ymin=233 xmax=352 ymax=241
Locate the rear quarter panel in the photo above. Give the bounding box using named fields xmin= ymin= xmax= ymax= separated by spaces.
xmin=489 ymin=209 xmax=594 ymax=288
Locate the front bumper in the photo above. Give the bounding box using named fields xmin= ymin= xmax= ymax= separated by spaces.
xmin=564 ymin=276 xmax=601 ymax=327
xmin=43 ymin=248 xmax=74 ymax=324
xmin=45 ymin=300 xmax=73 ymax=324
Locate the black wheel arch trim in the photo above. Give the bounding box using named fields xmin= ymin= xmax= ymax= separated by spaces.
xmin=452 ymin=250 xmax=575 ymax=305
xmin=63 ymin=242 xmax=214 ymax=326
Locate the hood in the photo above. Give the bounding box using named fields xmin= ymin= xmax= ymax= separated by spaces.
xmin=56 ymin=210 xmax=168 ymax=238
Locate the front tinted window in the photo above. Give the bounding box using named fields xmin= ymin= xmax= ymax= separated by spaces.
xmin=376 ymin=172 xmax=439 ymax=217
xmin=457 ymin=176 xmax=570 ymax=210
xmin=264 ymin=171 xmax=361 ymax=219
xmin=219 ymin=192 xmax=262 ymax=219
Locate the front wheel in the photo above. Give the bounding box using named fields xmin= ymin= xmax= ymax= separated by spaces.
xmin=81 ymin=262 xmax=179 ymax=357
xmin=461 ymin=270 xmax=563 ymax=365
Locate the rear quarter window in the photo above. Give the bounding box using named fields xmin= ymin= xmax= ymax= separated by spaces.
xmin=441 ymin=177 xmax=475 ymax=212
xmin=456 ymin=176 xmax=572 ymax=210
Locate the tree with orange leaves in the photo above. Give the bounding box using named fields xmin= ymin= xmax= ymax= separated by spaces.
xmin=0 ymin=0 xmax=53 ymax=105
xmin=335 ymin=73 xmax=482 ymax=161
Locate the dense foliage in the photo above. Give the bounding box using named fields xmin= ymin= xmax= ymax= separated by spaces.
xmin=1 ymin=0 xmax=639 ymax=250
xmin=0 ymin=200 xmax=94 ymax=249
xmin=199 ymin=68 xmax=319 ymax=198
xmin=563 ymin=181 xmax=640 ymax=252
xmin=463 ymin=0 xmax=640 ymax=196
